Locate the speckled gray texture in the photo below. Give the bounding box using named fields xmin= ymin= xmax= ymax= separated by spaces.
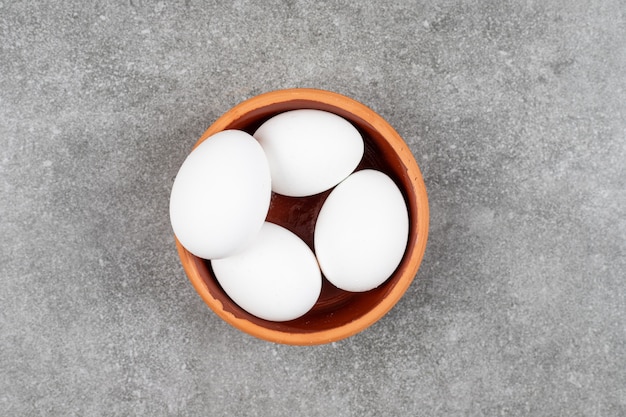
xmin=1 ymin=1 xmax=625 ymax=416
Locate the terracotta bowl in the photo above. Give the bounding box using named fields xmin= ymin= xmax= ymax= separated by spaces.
xmin=175 ymin=88 xmax=429 ymax=345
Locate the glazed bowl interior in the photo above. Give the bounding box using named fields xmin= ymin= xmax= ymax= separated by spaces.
xmin=176 ymin=88 xmax=429 ymax=345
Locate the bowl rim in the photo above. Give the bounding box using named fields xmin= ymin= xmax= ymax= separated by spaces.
xmin=175 ymin=88 xmax=429 ymax=345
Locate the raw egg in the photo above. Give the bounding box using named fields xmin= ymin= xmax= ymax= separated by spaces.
xmin=314 ymin=169 xmax=409 ymax=292
xmin=253 ymin=109 xmax=364 ymax=197
xmin=169 ymin=130 xmax=271 ymax=260
xmin=212 ymin=222 xmax=322 ymax=322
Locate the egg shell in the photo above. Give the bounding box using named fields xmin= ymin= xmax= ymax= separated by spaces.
xmin=314 ymin=169 xmax=409 ymax=292
xmin=169 ymin=130 xmax=271 ymax=260
xmin=253 ymin=109 xmax=364 ymax=197
xmin=211 ymin=222 xmax=322 ymax=322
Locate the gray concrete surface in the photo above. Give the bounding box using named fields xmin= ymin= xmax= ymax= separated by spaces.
xmin=1 ymin=1 xmax=625 ymax=416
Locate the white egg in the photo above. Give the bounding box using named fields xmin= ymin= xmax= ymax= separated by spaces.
xmin=253 ymin=109 xmax=364 ymax=197
xmin=212 ymin=222 xmax=322 ymax=322
xmin=169 ymin=130 xmax=271 ymax=260
xmin=314 ymin=169 xmax=409 ymax=292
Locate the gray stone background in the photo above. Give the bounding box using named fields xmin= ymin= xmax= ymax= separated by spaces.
xmin=1 ymin=1 xmax=625 ymax=416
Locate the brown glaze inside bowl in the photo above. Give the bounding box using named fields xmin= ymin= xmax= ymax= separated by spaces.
xmin=177 ymin=90 xmax=428 ymax=344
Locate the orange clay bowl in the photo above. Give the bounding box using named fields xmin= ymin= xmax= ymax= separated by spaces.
xmin=175 ymin=88 xmax=429 ymax=345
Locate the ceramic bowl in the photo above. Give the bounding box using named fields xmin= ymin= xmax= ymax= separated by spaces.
xmin=175 ymin=88 xmax=429 ymax=345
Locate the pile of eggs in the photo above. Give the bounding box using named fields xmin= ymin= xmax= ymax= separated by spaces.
xmin=170 ymin=109 xmax=409 ymax=322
